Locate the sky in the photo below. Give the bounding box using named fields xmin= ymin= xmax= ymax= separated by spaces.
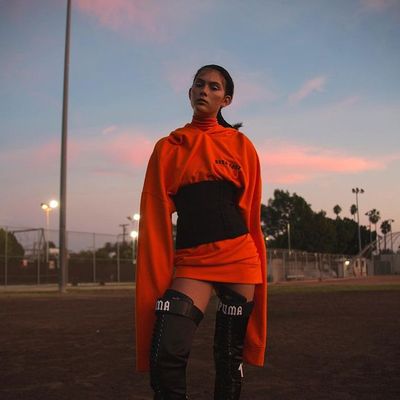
xmin=0 ymin=0 xmax=399 ymax=238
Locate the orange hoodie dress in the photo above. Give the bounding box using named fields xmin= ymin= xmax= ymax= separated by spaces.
xmin=135 ymin=117 xmax=267 ymax=372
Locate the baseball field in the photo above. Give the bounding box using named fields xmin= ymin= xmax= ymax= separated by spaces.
xmin=1 ymin=276 xmax=399 ymax=399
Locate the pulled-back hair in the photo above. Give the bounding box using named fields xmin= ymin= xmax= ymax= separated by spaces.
xmin=193 ymin=64 xmax=242 ymax=130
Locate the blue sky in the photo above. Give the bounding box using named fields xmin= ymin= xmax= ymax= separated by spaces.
xmin=0 ymin=0 xmax=399 ymax=237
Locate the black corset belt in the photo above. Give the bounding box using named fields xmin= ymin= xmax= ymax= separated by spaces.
xmin=171 ymin=180 xmax=248 ymax=250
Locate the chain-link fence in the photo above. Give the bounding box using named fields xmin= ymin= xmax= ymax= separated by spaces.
xmin=1 ymin=226 xmax=362 ymax=286
xmin=0 ymin=227 xmax=136 ymax=286
xmin=267 ymin=248 xmax=364 ymax=282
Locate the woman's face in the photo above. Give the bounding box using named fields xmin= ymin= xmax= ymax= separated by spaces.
xmin=189 ymin=69 xmax=232 ymax=118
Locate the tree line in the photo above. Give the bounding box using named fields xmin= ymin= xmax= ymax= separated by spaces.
xmin=261 ymin=189 xmax=395 ymax=255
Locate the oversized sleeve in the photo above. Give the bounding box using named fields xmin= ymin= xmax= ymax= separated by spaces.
xmin=135 ymin=142 xmax=176 ymax=372
xmin=238 ymin=138 xmax=267 ymax=367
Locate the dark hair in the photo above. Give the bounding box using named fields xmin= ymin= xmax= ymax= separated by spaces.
xmin=193 ymin=64 xmax=242 ymax=130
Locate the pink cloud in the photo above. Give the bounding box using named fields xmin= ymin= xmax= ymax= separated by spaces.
xmin=102 ymin=125 xmax=118 ymax=135
xmin=75 ymin=0 xmax=161 ymax=39
xmin=258 ymin=140 xmax=396 ymax=184
xmin=4 ymin=131 xmax=397 ymax=187
xmin=0 ymin=127 xmax=155 ymax=175
xmin=31 ymin=141 xmax=60 ymax=166
xmin=289 ymin=76 xmax=327 ymax=104
xmin=1 ymin=139 xmax=60 ymax=169
xmin=59 ymin=127 xmax=154 ymax=171
xmin=53 ymin=127 xmax=155 ymax=169
xmin=332 ymin=96 xmax=360 ymax=109
xmin=104 ymin=131 xmax=154 ymax=167
xmin=75 ymin=0 xmax=211 ymax=42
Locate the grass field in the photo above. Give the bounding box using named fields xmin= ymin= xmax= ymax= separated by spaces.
xmin=1 ymin=277 xmax=400 ymax=399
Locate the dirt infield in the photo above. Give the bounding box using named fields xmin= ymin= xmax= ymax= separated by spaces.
xmin=1 ymin=277 xmax=400 ymax=400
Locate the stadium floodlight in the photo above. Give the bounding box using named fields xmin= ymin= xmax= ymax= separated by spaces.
xmin=127 ymin=213 xmax=141 ymax=222
xmin=351 ymin=187 xmax=365 ymax=254
xmin=40 ymin=200 xmax=59 ymax=263
xmin=127 ymin=213 xmax=140 ymax=262
xmin=49 ymin=200 xmax=59 ymax=209
xmin=130 ymin=230 xmax=139 ymax=265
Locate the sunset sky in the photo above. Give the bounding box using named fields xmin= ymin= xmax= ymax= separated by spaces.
xmin=1 ymin=0 xmax=399 ymax=237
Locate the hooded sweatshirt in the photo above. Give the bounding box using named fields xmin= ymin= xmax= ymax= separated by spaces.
xmin=135 ymin=117 xmax=267 ymax=372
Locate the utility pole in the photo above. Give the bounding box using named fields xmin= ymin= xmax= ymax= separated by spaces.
xmin=119 ymin=224 xmax=129 ymax=243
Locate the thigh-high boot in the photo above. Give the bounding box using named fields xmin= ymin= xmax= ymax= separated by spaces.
xmin=150 ymin=289 xmax=204 ymax=400
xmin=213 ymin=285 xmax=254 ymax=400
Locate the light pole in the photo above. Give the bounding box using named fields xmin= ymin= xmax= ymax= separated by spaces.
xmin=127 ymin=213 xmax=140 ymax=260
xmin=59 ymin=0 xmax=72 ymax=293
xmin=352 ymin=188 xmax=364 ymax=253
xmin=41 ymin=200 xmax=59 ymax=263
xmin=287 ymin=223 xmax=291 ymax=255
xmin=127 ymin=213 xmax=140 ymax=228
xmin=130 ymin=230 xmax=139 ymax=264
xmin=131 ymin=213 xmax=141 ymax=222
xmin=365 ymin=210 xmax=373 ymax=247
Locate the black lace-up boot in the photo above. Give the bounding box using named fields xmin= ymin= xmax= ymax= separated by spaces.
xmin=150 ymin=289 xmax=203 ymax=400
xmin=213 ymin=285 xmax=254 ymax=400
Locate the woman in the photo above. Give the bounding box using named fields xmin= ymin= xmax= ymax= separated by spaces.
xmin=135 ymin=65 xmax=267 ymax=400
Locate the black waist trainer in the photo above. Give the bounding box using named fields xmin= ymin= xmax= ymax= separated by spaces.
xmin=171 ymin=180 xmax=248 ymax=250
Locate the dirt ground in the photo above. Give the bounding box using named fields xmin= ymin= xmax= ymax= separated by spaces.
xmin=1 ymin=277 xmax=400 ymax=400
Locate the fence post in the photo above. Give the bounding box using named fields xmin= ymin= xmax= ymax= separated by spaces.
xmin=314 ymin=253 xmax=318 ymax=280
xmin=38 ymin=250 xmax=41 ymax=285
xmin=37 ymin=230 xmax=42 ymax=285
xmin=118 ymin=234 xmax=122 ymax=283
xmin=328 ymin=254 xmax=332 ymax=277
xmin=66 ymin=230 xmax=69 ymax=285
xmin=305 ymin=252 xmax=308 ymax=278
xmin=37 ymin=246 xmax=40 ymax=285
xmin=268 ymin=248 xmax=272 ymax=281
xmin=319 ymin=253 xmax=323 ymax=281
xmin=93 ymin=232 xmax=96 ymax=283
xmin=117 ymin=239 xmax=120 ymax=284
xmin=283 ymin=250 xmax=287 ymax=280
xmin=4 ymin=227 xmax=8 ymax=286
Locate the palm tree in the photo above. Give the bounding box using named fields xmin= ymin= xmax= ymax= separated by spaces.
xmin=333 ymin=205 xmax=342 ymax=219
xmin=367 ymin=209 xmax=381 ymax=253
xmin=368 ymin=209 xmax=381 ymax=230
xmin=380 ymin=220 xmax=391 ymax=252
xmin=350 ymin=204 xmax=357 ymax=221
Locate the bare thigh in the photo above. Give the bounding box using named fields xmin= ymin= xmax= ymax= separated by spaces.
xmin=170 ymin=278 xmax=214 ymax=313
xmin=223 ymin=283 xmax=255 ymax=302
xmin=170 ymin=278 xmax=256 ymax=312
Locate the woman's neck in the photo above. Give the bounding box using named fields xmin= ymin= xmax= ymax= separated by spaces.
xmin=191 ymin=115 xmax=218 ymax=131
